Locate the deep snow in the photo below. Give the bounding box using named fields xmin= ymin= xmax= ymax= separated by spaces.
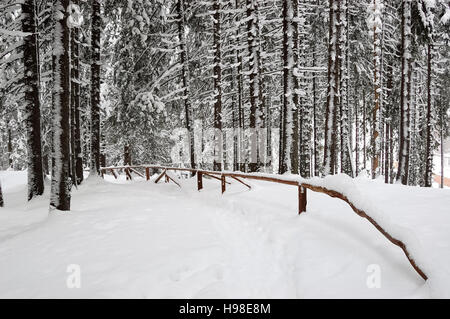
xmin=0 ymin=170 xmax=449 ymax=298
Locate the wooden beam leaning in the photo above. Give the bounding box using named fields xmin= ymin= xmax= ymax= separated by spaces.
xmin=229 ymin=175 xmax=251 ymax=189
xmin=203 ymin=172 xmax=231 ymax=184
xmin=154 ymin=169 xmax=167 ymax=184
xmin=165 ymin=172 xmax=181 ymax=188
xmin=110 ymin=168 xmax=118 ymax=179
xmin=129 ymin=167 xmax=145 ymax=178
xmin=301 ymin=183 xmax=427 ymax=281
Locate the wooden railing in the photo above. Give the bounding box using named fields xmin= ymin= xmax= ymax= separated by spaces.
xmin=100 ymin=165 xmax=427 ymax=281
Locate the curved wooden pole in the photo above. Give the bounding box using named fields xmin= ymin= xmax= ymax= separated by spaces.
xmin=301 ymin=183 xmax=427 ymax=281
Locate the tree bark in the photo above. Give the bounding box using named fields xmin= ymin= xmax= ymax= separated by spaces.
xmin=424 ymin=42 xmax=433 ymax=187
xmin=384 ymin=60 xmax=393 ymax=183
xmin=324 ymin=0 xmax=340 ymax=175
xmin=50 ymin=0 xmax=71 ymax=211
xmin=235 ymin=0 xmax=245 ymax=172
xmin=177 ymin=0 xmax=195 ymax=171
xmin=22 ymin=0 xmax=45 ymax=200
xmin=213 ymin=0 xmax=222 ymax=171
xmin=397 ymin=0 xmax=412 ymax=185
xmin=363 ymin=90 xmax=366 ymax=170
xmin=355 ymin=84 xmax=359 ymax=177
xmin=291 ymin=0 xmax=299 ymax=175
xmin=246 ymin=0 xmax=262 ymax=172
xmin=0 ymin=179 xmax=3 ymax=207
xmin=90 ymin=0 xmax=101 ymax=175
xmin=7 ymin=128 xmax=13 ymax=168
xmin=312 ymin=47 xmax=319 ymax=177
xmin=280 ymin=0 xmax=293 ymax=174
xmin=371 ymin=0 xmax=381 ymax=179
xmin=71 ymin=0 xmax=83 ymax=185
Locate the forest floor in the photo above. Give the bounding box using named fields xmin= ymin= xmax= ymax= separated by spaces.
xmin=0 ymin=170 xmax=449 ymax=298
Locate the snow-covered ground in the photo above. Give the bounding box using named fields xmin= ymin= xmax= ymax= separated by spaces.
xmin=0 ymin=170 xmax=449 ymax=298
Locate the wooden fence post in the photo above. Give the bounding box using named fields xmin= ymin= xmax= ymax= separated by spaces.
xmin=221 ymin=174 xmax=226 ymax=194
xmin=298 ymin=184 xmax=307 ymax=214
xmin=110 ymin=168 xmax=118 ymax=179
xmin=125 ymin=168 xmax=132 ymax=180
xmin=197 ymin=171 xmax=203 ymax=190
xmin=145 ymin=167 xmax=150 ymax=181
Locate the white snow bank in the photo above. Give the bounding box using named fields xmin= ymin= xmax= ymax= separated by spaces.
xmin=303 ymin=174 xmax=450 ymax=298
xmin=0 ymin=170 xmax=449 ymax=298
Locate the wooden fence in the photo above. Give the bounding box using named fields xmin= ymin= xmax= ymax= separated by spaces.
xmin=100 ymin=165 xmax=427 ymax=281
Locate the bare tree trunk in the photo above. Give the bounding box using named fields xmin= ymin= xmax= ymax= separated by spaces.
xmin=177 ymin=0 xmax=195 ymax=171
xmin=424 ymin=42 xmax=433 ymax=187
xmin=246 ymin=0 xmax=261 ymax=172
xmin=355 ymin=85 xmax=359 ymax=176
xmin=0 ymin=179 xmax=3 ymax=207
xmin=124 ymin=144 xmax=131 ymax=166
xmin=397 ymin=0 xmax=412 ymax=185
xmin=213 ymin=0 xmax=222 ymax=171
xmin=279 ymin=0 xmax=293 ymax=174
xmin=363 ymin=90 xmax=366 ymax=170
xmin=312 ymin=48 xmax=319 ymax=177
xmin=291 ymin=0 xmax=299 ymax=175
xmin=384 ymin=61 xmax=393 ymax=183
xmin=371 ymin=0 xmax=381 ymax=179
xmin=22 ymin=0 xmax=45 ymax=200
xmin=50 ymin=0 xmax=71 ymax=211
xmin=324 ymin=0 xmax=340 ymax=175
xmin=7 ymin=128 xmax=13 ymax=169
xmin=71 ymin=0 xmax=83 ymax=185
xmin=90 ymin=0 xmax=101 ymax=175
xmin=440 ymin=102 xmax=444 ymax=188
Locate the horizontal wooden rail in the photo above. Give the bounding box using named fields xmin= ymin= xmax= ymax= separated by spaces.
xmin=100 ymin=164 xmax=427 ymax=281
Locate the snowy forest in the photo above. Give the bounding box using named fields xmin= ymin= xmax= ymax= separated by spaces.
xmin=1 ymin=0 xmax=450 ymax=209
xmin=1 ymin=0 xmax=450 ymax=300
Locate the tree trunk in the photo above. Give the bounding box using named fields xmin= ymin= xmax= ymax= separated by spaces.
xmin=90 ymin=0 xmax=101 ymax=175
xmin=312 ymin=56 xmax=319 ymax=176
xmin=0 ymin=179 xmax=3 ymax=207
xmin=177 ymin=0 xmax=195 ymax=171
xmin=291 ymin=0 xmax=299 ymax=175
xmin=397 ymin=0 xmax=412 ymax=185
xmin=213 ymin=0 xmax=222 ymax=171
xmin=440 ymin=102 xmax=444 ymax=188
xmin=324 ymin=0 xmax=340 ymax=175
xmin=280 ymin=0 xmax=293 ymax=174
xmin=424 ymin=42 xmax=433 ymax=187
xmin=232 ymin=0 xmax=245 ymax=172
xmin=246 ymin=0 xmax=262 ymax=172
xmin=363 ymin=90 xmax=366 ymax=170
xmin=22 ymin=0 xmax=45 ymax=200
xmin=355 ymin=85 xmax=359 ymax=176
xmin=50 ymin=0 xmax=71 ymax=211
xmin=371 ymin=0 xmax=381 ymax=179
xmin=7 ymin=128 xmax=13 ymax=168
xmin=71 ymin=0 xmax=83 ymax=184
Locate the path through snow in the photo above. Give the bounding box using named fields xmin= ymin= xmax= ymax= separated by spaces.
xmin=0 ymin=171 xmax=434 ymax=298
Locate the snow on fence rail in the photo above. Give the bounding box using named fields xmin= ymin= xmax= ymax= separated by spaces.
xmin=100 ymin=165 xmax=428 ymax=281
